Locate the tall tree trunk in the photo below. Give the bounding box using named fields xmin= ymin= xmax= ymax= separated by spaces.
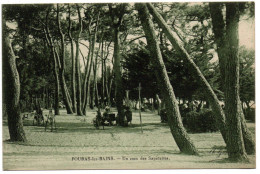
xmin=208 ymin=3 xmax=227 ymax=90
xmin=101 ymin=41 xmax=105 ymax=108
xmin=112 ymin=28 xmax=125 ymax=126
xmin=209 ymin=2 xmax=255 ymax=155
xmin=89 ymin=80 xmax=95 ymax=109
xmin=92 ymin=57 xmax=97 ymax=108
xmin=44 ymin=10 xmax=60 ymax=115
xmin=65 ymin=83 xmax=72 ymax=105
xmin=47 ymin=88 xmax=50 ymax=109
xmin=103 ymin=41 xmax=112 ymax=107
xmin=224 ymin=3 xmax=248 ymax=161
xmin=107 ymin=66 xmax=114 ymax=107
xmin=2 ymin=22 xmax=27 ymax=142
xmin=82 ymin=36 xmax=92 ymax=113
xmin=83 ymin=36 xmax=95 ymax=111
xmin=136 ymin=3 xmax=198 ymax=155
xmin=81 ymin=17 xmax=93 ymax=113
xmin=109 ymin=4 xmax=126 ymax=126
xmin=92 ymin=35 xmax=102 ymax=108
xmin=68 ymin=4 xmax=77 ymax=113
xmin=59 ymin=73 xmax=73 ymax=113
xmin=57 ymin=4 xmax=73 ymax=114
xmin=104 ymin=61 xmax=108 ymax=106
xmin=146 ymin=3 xmax=228 ymax=144
xmin=75 ymin=41 xmax=83 ymax=115
xmin=95 ymin=78 xmax=100 ymax=107
xmin=83 ymin=13 xmax=100 ymax=113
xmin=53 ymin=66 xmax=60 ymax=115
xmin=74 ymin=5 xmax=84 ymax=115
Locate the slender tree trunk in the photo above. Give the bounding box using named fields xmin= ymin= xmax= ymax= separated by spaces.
xmin=89 ymin=80 xmax=94 ymax=109
xmin=59 ymin=73 xmax=73 ymax=113
xmin=82 ymin=36 xmax=92 ymax=113
xmin=53 ymin=65 xmax=60 ymax=115
xmin=103 ymin=41 xmax=112 ymax=107
xmin=101 ymin=42 xmax=105 ymax=108
xmin=92 ymin=35 xmax=102 ymax=108
xmin=96 ymin=78 xmax=100 ymax=107
xmin=136 ymin=3 xmax=198 ymax=155
xmin=81 ymin=18 xmax=93 ymax=113
xmin=106 ymin=65 xmax=113 ymax=106
xmin=87 ymin=78 xmax=91 ymax=109
xmin=103 ymin=60 xmax=107 ymax=106
xmin=209 ymin=2 xmax=255 ymax=155
xmin=2 ymin=23 xmax=27 ymax=142
xmin=44 ymin=11 xmax=60 ymax=115
xmin=147 ymin=3 xmax=228 ymax=144
xmin=224 ymin=3 xmax=248 ymax=161
xmin=83 ymin=14 xmax=100 ymax=113
xmin=48 ymin=49 xmax=60 ymax=115
xmin=83 ymin=37 xmax=95 ymax=111
xmin=68 ymin=5 xmax=77 ymax=113
xmin=57 ymin=4 xmax=73 ymax=114
xmin=65 ymin=83 xmax=72 ymax=105
xmin=92 ymin=58 xmax=97 ymax=108
xmin=47 ymin=88 xmax=50 ymax=109
xmin=74 ymin=5 xmax=84 ymax=115
xmin=75 ymin=40 xmax=83 ymax=115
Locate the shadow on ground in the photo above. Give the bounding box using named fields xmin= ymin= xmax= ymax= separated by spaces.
xmin=20 ymin=117 xmax=169 ymax=134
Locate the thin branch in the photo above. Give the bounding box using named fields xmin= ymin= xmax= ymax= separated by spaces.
xmin=79 ymin=48 xmax=86 ymax=67
xmin=128 ymin=35 xmax=146 ymax=44
xmin=79 ymin=42 xmax=90 ymax=50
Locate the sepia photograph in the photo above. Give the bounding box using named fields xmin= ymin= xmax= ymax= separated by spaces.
xmin=1 ymin=0 xmax=256 ymax=171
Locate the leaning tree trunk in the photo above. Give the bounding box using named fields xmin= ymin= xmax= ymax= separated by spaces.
xmin=59 ymin=73 xmax=73 ymax=114
xmin=224 ymin=3 xmax=248 ymax=161
xmin=238 ymin=100 xmax=255 ymax=154
xmin=146 ymin=3 xmax=228 ymax=144
xmin=209 ymin=2 xmax=255 ymax=155
xmin=112 ymin=28 xmax=125 ymax=126
xmin=2 ymin=23 xmax=27 ymax=142
xmin=44 ymin=10 xmax=60 ymax=115
xmin=83 ymin=13 xmax=100 ymax=113
xmin=136 ymin=3 xmax=198 ymax=155
xmin=57 ymin=4 xmax=73 ymax=114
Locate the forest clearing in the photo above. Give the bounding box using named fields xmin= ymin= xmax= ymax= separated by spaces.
xmin=2 ymin=1 xmax=256 ymax=170
xmin=2 ymin=109 xmax=255 ymax=170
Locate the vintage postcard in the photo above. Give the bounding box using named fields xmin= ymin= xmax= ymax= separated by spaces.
xmin=1 ymin=0 xmax=256 ymax=171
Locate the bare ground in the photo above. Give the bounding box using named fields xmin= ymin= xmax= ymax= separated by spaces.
xmin=2 ymin=109 xmax=256 ymax=170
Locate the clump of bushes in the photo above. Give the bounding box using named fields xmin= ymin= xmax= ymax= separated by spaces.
xmin=182 ymin=109 xmax=218 ymax=133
